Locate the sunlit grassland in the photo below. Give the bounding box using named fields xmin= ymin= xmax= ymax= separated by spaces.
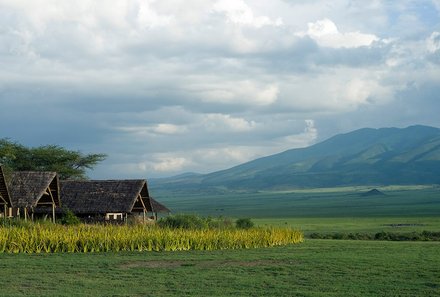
xmin=1 ymin=240 xmax=439 ymax=296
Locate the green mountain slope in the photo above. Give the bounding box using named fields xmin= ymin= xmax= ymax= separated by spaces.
xmin=152 ymin=125 xmax=440 ymax=190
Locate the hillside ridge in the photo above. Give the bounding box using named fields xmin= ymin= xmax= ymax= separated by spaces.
xmin=151 ymin=125 xmax=440 ymax=190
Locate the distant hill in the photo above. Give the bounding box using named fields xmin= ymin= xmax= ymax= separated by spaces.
xmin=151 ymin=125 xmax=440 ymax=191
xmin=361 ymin=189 xmax=385 ymax=197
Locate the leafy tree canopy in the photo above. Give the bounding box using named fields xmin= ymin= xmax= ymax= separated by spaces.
xmin=0 ymin=138 xmax=106 ymax=180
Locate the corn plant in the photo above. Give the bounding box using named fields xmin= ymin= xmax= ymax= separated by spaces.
xmin=0 ymin=223 xmax=303 ymax=253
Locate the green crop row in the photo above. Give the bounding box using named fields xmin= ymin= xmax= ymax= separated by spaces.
xmin=0 ymin=224 xmax=303 ymax=253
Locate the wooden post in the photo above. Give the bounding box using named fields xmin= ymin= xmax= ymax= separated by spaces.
xmin=24 ymin=208 xmax=27 ymax=221
xmin=52 ymin=204 xmax=55 ymax=223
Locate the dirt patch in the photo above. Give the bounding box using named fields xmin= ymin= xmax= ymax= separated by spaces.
xmin=119 ymin=259 xmax=289 ymax=269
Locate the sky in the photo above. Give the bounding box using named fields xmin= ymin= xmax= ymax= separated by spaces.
xmin=0 ymin=0 xmax=439 ymax=178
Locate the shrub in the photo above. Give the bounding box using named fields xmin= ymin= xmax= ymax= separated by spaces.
xmin=157 ymin=214 xmax=208 ymax=230
xmin=0 ymin=217 xmax=33 ymax=228
xmin=206 ymin=216 xmax=234 ymax=229
xmin=235 ymin=218 xmax=254 ymax=229
xmin=59 ymin=209 xmax=81 ymax=225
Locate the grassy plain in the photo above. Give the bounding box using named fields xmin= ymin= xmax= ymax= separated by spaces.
xmin=1 ymin=186 xmax=438 ymax=296
xmin=0 ymin=240 xmax=438 ymax=297
xmin=156 ymin=185 xmax=440 ymax=218
xmin=254 ymin=216 xmax=440 ymax=235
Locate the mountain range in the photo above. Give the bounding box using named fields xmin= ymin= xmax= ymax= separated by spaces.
xmin=150 ymin=125 xmax=440 ymax=191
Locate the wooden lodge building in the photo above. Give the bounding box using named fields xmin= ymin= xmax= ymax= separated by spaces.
xmin=0 ymin=166 xmax=12 ymax=218
xmin=0 ymin=165 xmax=170 ymax=223
xmin=60 ymin=179 xmax=170 ymax=222
xmin=7 ymin=171 xmax=61 ymax=222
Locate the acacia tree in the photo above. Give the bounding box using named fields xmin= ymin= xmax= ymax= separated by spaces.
xmin=0 ymin=138 xmax=106 ymax=180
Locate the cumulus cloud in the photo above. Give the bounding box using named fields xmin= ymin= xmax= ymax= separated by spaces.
xmin=427 ymin=31 xmax=440 ymax=53
xmin=0 ymin=0 xmax=439 ymax=178
xmin=297 ymin=18 xmax=379 ymax=48
xmin=213 ymin=0 xmax=282 ymax=28
xmin=110 ymin=119 xmax=320 ymax=176
xmin=202 ymin=114 xmax=256 ymax=132
xmin=192 ymin=80 xmax=279 ymax=106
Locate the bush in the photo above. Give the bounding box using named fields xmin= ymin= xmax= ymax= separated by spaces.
xmin=0 ymin=217 xmax=37 ymax=228
xmin=157 ymin=214 xmax=208 ymax=230
xmin=206 ymin=216 xmax=234 ymax=229
xmin=158 ymin=214 xmax=237 ymax=230
xmin=235 ymin=218 xmax=254 ymax=229
xmin=59 ymin=209 xmax=81 ymax=225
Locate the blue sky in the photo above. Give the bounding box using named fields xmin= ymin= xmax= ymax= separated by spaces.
xmin=0 ymin=0 xmax=439 ymax=178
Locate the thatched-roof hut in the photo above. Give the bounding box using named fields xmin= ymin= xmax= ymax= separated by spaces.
xmin=0 ymin=166 xmax=12 ymax=217
xmin=60 ymin=180 xmax=170 ymax=222
xmin=8 ymin=171 xmax=60 ymax=222
xmin=150 ymin=197 xmax=171 ymax=214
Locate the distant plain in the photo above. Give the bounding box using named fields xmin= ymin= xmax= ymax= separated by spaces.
xmin=155 ymin=185 xmax=440 ymax=219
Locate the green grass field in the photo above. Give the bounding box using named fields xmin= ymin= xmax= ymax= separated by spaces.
xmin=1 ymin=240 xmax=439 ymax=296
xmin=155 ymin=185 xmax=440 ymax=218
xmin=1 ymin=186 xmax=438 ymax=296
xmin=254 ymin=216 xmax=440 ymax=235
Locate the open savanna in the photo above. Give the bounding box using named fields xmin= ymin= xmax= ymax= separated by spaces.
xmin=254 ymin=216 xmax=440 ymax=236
xmin=155 ymin=185 xmax=440 ymax=218
xmin=155 ymin=185 xmax=440 ymax=238
xmin=1 ymin=240 xmax=439 ymax=297
xmin=1 ymin=186 xmax=438 ymax=296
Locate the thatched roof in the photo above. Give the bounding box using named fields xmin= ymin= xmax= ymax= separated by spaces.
xmin=0 ymin=166 xmax=11 ymax=206
xmin=8 ymin=171 xmax=60 ymax=208
xmin=150 ymin=197 xmax=171 ymax=213
xmin=60 ymin=179 xmax=169 ymax=214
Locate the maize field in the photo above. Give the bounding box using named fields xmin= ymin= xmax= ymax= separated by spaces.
xmin=0 ymin=224 xmax=303 ymax=253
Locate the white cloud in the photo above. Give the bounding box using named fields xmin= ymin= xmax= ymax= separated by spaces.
xmin=130 ymin=155 xmax=190 ymax=173
xmin=193 ymin=80 xmax=279 ymax=106
xmin=151 ymin=156 xmax=188 ymax=172
xmin=116 ymin=123 xmax=187 ymax=136
xmin=134 ymin=1 xmax=174 ymax=29
xmin=278 ymin=69 xmax=395 ymax=113
xmin=297 ymin=18 xmax=379 ymax=48
xmin=213 ymin=0 xmax=282 ymax=28
xmin=427 ymin=31 xmax=440 ymax=53
xmin=202 ymin=114 xmax=256 ymax=132
xmin=1 ymin=0 xmax=439 ymax=178
xmin=277 ymin=120 xmax=318 ymax=151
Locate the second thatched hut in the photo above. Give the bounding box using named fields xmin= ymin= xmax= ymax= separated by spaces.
xmin=60 ymin=179 xmax=170 ymax=223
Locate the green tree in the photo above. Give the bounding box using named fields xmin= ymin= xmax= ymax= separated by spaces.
xmin=0 ymin=138 xmax=106 ymax=179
